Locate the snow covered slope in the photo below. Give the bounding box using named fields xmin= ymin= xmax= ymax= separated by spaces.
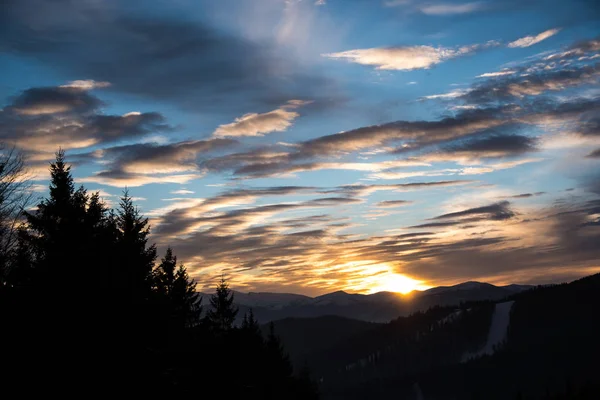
xmin=463 ymin=300 xmax=515 ymax=361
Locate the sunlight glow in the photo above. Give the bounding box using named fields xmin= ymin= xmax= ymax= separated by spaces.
xmin=372 ymin=273 xmax=431 ymax=294
xmin=346 ymin=265 xmax=433 ymax=295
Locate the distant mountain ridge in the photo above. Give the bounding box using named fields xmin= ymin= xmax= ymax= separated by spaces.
xmin=199 ymin=281 xmax=534 ymax=323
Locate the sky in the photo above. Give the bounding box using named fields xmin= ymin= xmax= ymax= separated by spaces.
xmin=1 ymin=0 xmax=599 ymax=296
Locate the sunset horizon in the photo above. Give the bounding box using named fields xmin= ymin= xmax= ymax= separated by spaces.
xmin=2 ymin=0 xmax=600 ymax=302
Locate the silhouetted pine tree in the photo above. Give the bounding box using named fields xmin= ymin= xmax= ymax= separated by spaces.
xmin=172 ymin=263 xmax=201 ymax=328
xmin=238 ymin=308 xmax=266 ymax=394
xmin=153 ymin=247 xmax=201 ymax=331
xmin=85 ymin=192 xmax=118 ymax=294
xmin=154 ymin=247 xmax=177 ymax=296
xmin=24 ymin=149 xmax=90 ymax=288
xmin=115 ymin=190 xmax=156 ymax=302
xmin=266 ymin=321 xmax=294 ymax=378
xmin=264 ymin=321 xmax=295 ymax=398
xmin=5 ymin=150 xmax=120 ymax=393
xmin=241 ymin=309 xmax=261 ymax=335
xmin=206 ymin=277 xmax=238 ymax=332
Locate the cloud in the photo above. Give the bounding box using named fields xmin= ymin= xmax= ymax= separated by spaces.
xmin=476 ymin=70 xmax=516 ymax=78
xmin=60 ymin=80 xmax=111 ymax=90
xmin=198 ymin=105 xmax=542 ymax=180
xmin=587 ymin=148 xmax=600 ymax=158
xmin=368 ymin=158 xmax=541 ymax=180
xmin=508 ymin=28 xmax=561 ymax=48
xmin=441 ymin=134 xmax=538 ymax=158
xmin=375 ymin=200 xmax=414 ymax=208
xmin=149 ymin=182 xmax=470 ymax=237
xmin=544 ymin=36 xmax=600 ymax=61
xmin=171 ymin=189 xmax=195 ymax=195
xmin=420 ymin=2 xmax=485 ymax=15
xmin=525 ymin=98 xmax=600 ymax=139
xmin=213 ymin=100 xmax=309 ymax=138
xmin=0 ymin=84 xmax=173 ymax=153
xmin=79 ymin=139 xmax=235 ymax=187
xmin=369 ymin=168 xmax=462 ymax=180
xmin=0 ymin=0 xmax=338 ymax=112
xmin=152 ymin=192 xmax=357 ymax=238
xmin=409 ymin=220 xmax=465 ymax=229
xmin=463 ymin=63 xmax=600 ymax=103
xmin=432 ymin=201 xmax=516 ymax=220
xmin=6 ymin=85 xmax=103 ymax=116
xmin=297 ymin=107 xmax=507 ymax=157
xmin=209 ymin=154 xmax=431 ymax=179
xmin=507 ymin=192 xmax=546 ymax=199
xmin=399 ymin=201 xmax=600 ymax=285
xmin=322 ymin=41 xmax=497 ymax=71
xmin=327 ymin=180 xmax=476 ymax=197
xmin=421 ymin=88 xmax=471 ymax=100
xmin=80 ymin=171 xmax=203 ymax=188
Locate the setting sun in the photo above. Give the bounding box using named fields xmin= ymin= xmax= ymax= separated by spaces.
xmin=363 ymin=271 xmax=431 ymax=294
xmin=376 ymin=273 xmax=430 ymax=294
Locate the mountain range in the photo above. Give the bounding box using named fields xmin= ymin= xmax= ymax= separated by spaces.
xmin=201 ymin=281 xmax=534 ymax=323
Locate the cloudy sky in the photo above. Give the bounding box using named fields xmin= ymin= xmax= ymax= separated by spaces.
xmin=1 ymin=0 xmax=599 ymax=295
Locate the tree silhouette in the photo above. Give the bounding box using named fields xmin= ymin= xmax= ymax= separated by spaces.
xmin=115 ymin=190 xmax=156 ymax=301
xmin=241 ymin=309 xmax=261 ymax=335
xmin=154 ymin=247 xmax=202 ymax=330
xmin=21 ymin=149 xmax=108 ymax=296
xmin=172 ymin=263 xmax=201 ymax=328
xmin=0 ymin=146 xmax=32 ymax=287
xmin=266 ymin=321 xmax=294 ymax=378
xmin=206 ymin=276 xmax=238 ymax=332
xmin=154 ymin=247 xmax=177 ymax=296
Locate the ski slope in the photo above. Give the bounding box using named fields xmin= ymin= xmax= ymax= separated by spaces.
xmin=463 ymin=300 xmax=515 ymax=361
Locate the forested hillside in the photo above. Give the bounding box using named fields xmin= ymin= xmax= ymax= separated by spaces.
xmin=309 ymin=274 xmax=600 ymax=399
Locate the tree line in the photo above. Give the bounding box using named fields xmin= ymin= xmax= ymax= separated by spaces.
xmin=0 ymin=149 xmax=318 ymax=398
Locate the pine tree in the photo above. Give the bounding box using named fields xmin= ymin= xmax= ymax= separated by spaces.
xmin=241 ymin=309 xmax=260 ymax=334
xmin=264 ymin=322 xmax=295 ymax=398
xmin=24 ymin=149 xmax=91 ymax=288
xmin=6 ymin=150 xmax=120 ymax=393
xmin=172 ymin=263 xmax=201 ymax=328
xmin=206 ymin=277 xmax=238 ymax=332
xmin=154 ymin=247 xmax=177 ymax=296
xmin=153 ymin=247 xmax=201 ymax=330
xmin=266 ymin=322 xmax=293 ymax=378
xmin=115 ymin=190 xmax=157 ymax=302
xmin=237 ymin=308 xmax=265 ymax=396
xmin=85 ymin=192 xmax=118 ymax=293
